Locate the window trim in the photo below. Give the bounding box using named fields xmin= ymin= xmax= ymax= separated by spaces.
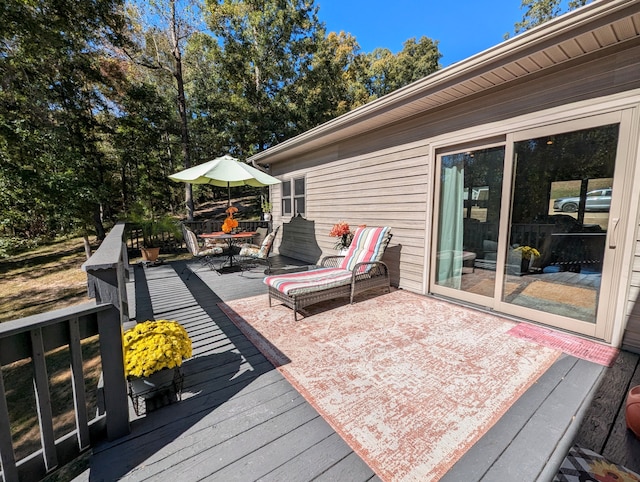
xmin=281 ymin=176 xmax=306 ymax=217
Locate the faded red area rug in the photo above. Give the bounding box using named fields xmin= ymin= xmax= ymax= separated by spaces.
xmin=508 ymin=323 xmax=619 ymax=367
xmin=219 ymin=290 xmax=561 ymax=481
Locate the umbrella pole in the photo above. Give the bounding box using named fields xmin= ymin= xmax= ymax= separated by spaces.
xmin=227 ymin=183 xmax=231 ymax=208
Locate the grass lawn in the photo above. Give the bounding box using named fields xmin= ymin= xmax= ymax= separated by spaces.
xmin=0 ymin=237 xmax=90 ymax=323
xmin=0 ymin=237 xmax=101 ymax=462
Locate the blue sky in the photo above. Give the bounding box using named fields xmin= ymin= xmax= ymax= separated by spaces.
xmin=315 ymin=1 xmax=527 ymax=67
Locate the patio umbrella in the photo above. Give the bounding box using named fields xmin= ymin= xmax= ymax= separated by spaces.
xmin=168 ymin=154 xmax=280 ymax=207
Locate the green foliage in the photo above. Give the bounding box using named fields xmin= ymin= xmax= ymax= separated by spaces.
xmin=293 ymin=31 xmax=364 ymax=126
xmin=126 ymin=202 xmax=182 ymax=248
xmin=0 ymin=0 xmax=130 ymax=239
xmin=2 ymin=0 xmax=444 ymax=240
xmin=510 ymin=0 xmax=589 ymax=36
xmin=0 ymin=237 xmax=40 ymax=258
xmin=261 ymin=198 xmax=272 ymax=213
xmin=199 ymin=0 xmax=327 ymax=155
xmin=337 ymin=36 xmax=441 ymax=104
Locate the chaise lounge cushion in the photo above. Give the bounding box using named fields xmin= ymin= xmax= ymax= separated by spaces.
xmin=339 ymin=226 xmax=392 ymax=272
xmin=264 ymin=226 xmax=392 ymax=296
xmin=264 ymin=226 xmax=392 ymax=320
xmin=265 ymin=268 xmax=353 ymax=296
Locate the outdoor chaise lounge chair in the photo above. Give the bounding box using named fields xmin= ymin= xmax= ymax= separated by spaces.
xmin=264 ymin=226 xmax=392 ymax=320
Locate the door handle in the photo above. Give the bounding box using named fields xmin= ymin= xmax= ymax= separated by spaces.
xmin=609 ymin=217 xmax=619 ymax=249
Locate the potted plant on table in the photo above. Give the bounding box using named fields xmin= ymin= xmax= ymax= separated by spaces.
xmin=514 ymin=245 xmax=541 ymax=274
xmin=123 ymin=319 xmax=192 ymax=406
xmin=329 ymin=221 xmax=354 ymax=253
xmin=261 ymin=197 xmax=273 ymax=222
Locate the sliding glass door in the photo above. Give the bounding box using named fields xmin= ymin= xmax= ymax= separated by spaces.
xmin=431 ymin=111 xmax=631 ymax=339
xmin=500 ymin=124 xmax=617 ymax=324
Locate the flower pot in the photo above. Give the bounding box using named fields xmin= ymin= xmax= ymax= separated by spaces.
xmin=626 ymin=385 xmax=640 ymax=438
xmin=141 ymin=247 xmax=160 ymax=262
xmin=129 ymin=367 xmax=176 ymax=399
xmin=263 ymin=213 xmax=272 ymax=222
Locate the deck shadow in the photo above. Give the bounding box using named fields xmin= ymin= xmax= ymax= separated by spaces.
xmin=83 ymin=262 xmax=280 ymax=480
xmin=132 ymin=264 xmax=153 ymax=322
xmin=86 ymin=349 xmax=275 ymax=480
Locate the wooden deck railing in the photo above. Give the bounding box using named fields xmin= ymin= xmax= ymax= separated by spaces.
xmin=0 ymin=223 xmax=131 ymax=482
xmin=181 ymin=219 xmax=270 ymax=235
xmin=125 ymin=220 xmax=271 ymax=255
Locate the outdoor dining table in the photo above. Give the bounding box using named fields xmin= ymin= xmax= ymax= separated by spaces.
xmin=199 ymin=231 xmax=256 ymax=272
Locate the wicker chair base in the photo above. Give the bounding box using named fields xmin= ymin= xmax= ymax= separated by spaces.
xmin=268 ymin=262 xmax=390 ymax=320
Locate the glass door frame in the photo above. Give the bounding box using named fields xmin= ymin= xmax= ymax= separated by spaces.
xmin=429 ymin=140 xmax=507 ymax=309
xmin=429 ymin=109 xmax=635 ymax=341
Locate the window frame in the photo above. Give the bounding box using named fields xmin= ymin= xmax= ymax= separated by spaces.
xmin=281 ymin=176 xmax=306 ymax=217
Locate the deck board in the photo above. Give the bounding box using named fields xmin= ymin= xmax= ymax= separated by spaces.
xmin=77 ymin=258 xmax=377 ymax=482
xmin=73 ymin=256 xmax=636 ymax=481
xmin=441 ymin=356 xmax=605 ymax=481
xmin=574 ymin=349 xmax=640 ymax=473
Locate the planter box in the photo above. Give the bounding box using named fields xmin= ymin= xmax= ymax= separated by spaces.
xmin=128 ymin=367 xmax=184 ymax=415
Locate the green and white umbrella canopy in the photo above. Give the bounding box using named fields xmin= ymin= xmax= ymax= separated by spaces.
xmin=169 ymin=155 xmax=281 ymax=207
xmin=169 ymin=154 xmax=280 ymax=187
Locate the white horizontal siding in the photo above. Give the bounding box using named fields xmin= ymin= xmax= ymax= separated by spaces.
xmin=270 ymin=141 xmax=430 ymax=292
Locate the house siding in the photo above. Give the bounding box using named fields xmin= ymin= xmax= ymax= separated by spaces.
xmin=271 ymin=142 xmax=430 ymax=293
xmin=261 ymin=25 xmax=640 ymax=348
xmin=623 ymin=241 xmax=640 ymax=353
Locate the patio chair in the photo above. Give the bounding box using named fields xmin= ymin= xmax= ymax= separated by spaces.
xmin=250 ymin=226 xmax=268 ymax=247
xmin=181 ymin=224 xmax=224 ymax=279
xmin=264 ymin=226 xmax=392 ymax=320
xmin=238 ymin=225 xmax=280 ymax=274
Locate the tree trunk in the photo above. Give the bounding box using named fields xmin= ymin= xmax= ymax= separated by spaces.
xmin=93 ymin=206 xmax=106 ymax=241
xmin=83 ymin=235 xmax=92 ymax=260
xmin=171 ymin=0 xmax=194 ymax=221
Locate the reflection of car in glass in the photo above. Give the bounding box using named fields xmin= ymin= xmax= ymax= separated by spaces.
xmin=553 ymin=188 xmax=611 ymax=213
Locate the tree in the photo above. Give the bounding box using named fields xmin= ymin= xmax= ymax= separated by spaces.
xmin=511 ymin=0 xmax=590 ymax=35
xmin=126 ymin=0 xmax=205 ymax=220
xmin=105 ymin=80 xmax=182 ymax=217
xmin=0 ymin=0 xmax=130 ymax=240
xmin=357 ymin=36 xmax=441 ymax=101
xmin=293 ymin=31 xmax=364 ymax=128
xmin=203 ymin=0 xmax=326 ymax=154
xmin=392 ymin=37 xmax=441 ymax=90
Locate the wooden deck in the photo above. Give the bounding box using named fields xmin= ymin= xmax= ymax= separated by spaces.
xmin=573 ymin=349 xmax=640 ymax=472
xmin=72 ymin=255 xmax=640 ymax=481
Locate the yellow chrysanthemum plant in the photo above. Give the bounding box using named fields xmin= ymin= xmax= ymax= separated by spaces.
xmin=123 ymin=320 xmax=193 ymax=379
xmin=514 ymin=245 xmax=541 ymax=260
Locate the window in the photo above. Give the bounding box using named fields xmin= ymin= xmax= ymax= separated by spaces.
xmin=282 ymin=177 xmax=306 ymax=216
xmin=282 ymin=180 xmax=291 ymax=215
